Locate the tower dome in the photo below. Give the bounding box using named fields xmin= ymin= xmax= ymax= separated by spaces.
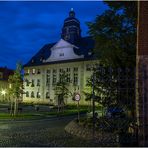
xmin=61 ymin=8 xmax=81 ymax=44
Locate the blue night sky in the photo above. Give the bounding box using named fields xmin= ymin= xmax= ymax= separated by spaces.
xmin=0 ymin=1 xmax=108 ymax=69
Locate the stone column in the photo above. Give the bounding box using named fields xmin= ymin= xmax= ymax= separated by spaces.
xmin=136 ymin=1 xmax=148 ymax=146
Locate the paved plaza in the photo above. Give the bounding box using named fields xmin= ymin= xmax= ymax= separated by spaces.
xmin=0 ymin=116 xmax=104 ymax=147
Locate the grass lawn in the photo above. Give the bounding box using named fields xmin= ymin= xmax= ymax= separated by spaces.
xmin=0 ymin=108 xmax=88 ymax=120
xmin=0 ymin=113 xmax=43 ymax=120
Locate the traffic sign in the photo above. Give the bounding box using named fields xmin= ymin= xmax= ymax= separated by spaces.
xmin=75 ymin=93 xmax=81 ymax=101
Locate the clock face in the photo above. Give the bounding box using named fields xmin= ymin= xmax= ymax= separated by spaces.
xmin=75 ymin=94 xmax=80 ymax=101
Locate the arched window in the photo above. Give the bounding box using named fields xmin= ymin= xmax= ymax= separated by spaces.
xmin=26 ymin=91 xmax=29 ymax=97
xmin=31 ymin=91 xmax=34 ymax=98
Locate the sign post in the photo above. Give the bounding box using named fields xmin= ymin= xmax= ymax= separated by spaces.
xmin=74 ymin=93 xmax=81 ymax=122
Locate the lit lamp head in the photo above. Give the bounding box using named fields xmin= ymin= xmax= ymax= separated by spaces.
xmin=1 ymin=90 xmax=6 ymax=96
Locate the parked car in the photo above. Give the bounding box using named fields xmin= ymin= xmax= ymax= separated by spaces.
xmin=87 ymin=108 xmax=107 ymax=119
xmin=106 ymin=107 xmax=125 ymax=118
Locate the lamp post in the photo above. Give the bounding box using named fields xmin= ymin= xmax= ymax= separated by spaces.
xmin=92 ymin=70 xmax=95 ymax=141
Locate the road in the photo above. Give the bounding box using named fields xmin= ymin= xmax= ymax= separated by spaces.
xmin=0 ymin=116 xmax=98 ymax=147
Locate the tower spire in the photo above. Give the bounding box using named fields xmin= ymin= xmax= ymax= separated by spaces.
xmin=61 ymin=9 xmax=81 ymax=43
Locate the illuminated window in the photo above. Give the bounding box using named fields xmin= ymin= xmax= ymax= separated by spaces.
xmin=32 ymin=69 xmax=36 ymax=74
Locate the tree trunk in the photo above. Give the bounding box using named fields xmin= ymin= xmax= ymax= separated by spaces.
xmin=10 ymin=98 xmax=13 ymax=116
xmin=14 ymin=98 xmax=18 ymax=116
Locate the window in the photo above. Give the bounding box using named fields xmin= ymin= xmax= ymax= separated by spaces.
xmin=25 ymin=69 xmax=30 ymax=75
xmin=73 ymin=73 xmax=78 ymax=85
xmin=59 ymin=53 xmax=64 ymax=57
xmin=73 ymin=67 xmax=78 ymax=85
xmin=59 ymin=69 xmax=63 ymax=73
xmin=37 ymin=92 xmax=41 ymax=98
xmin=86 ymin=64 xmax=91 ymax=71
xmin=26 ymin=91 xmax=29 ymax=97
xmin=37 ymin=79 xmax=40 ymax=86
xmin=32 ymin=69 xmax=36 ymax=74
xmin=46 ymin=69 xmax=50 ymax=86
xmin=37 ymin=69 xmax=41 ymax=74
xmin=74 ymin=67 xmax=78 ymax=72
xmin=47 ymin=69 xmax=50 ymax=74
xmin=46 ymin=92 xmax=50 ymax=99
xmin=31 ymin=91 xmax=34 ymax=98
xmin=67 ymin=73 xmax=71 ymax=83
xmin=52 ymin=69 xmax=57 ymax=85
xmin=31 ymin=80 xmax=34 ymax=87
xmin=0 ymin=72 xmax=3 ymax=79
xmin=67 ymin=68 xmax=70 ymax=72
xmin=26 ymin=79 xmax=30 ymax=86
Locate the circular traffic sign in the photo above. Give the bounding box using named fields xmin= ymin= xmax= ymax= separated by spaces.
xmin=75 ymin=93 xmax=81 ymax=101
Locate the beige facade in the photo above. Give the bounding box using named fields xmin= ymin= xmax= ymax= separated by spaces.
xmin=23 ymin=60 xmax=98 ymax=105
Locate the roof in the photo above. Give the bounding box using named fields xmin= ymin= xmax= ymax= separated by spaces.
xmin=24 ymin=36 xmax=95 ymax=67
xmin=0 ymin=67 xmax=14 ymax=81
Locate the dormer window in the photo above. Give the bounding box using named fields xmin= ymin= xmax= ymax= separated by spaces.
xmin=59 ymin=53 xmax=64 ymax=57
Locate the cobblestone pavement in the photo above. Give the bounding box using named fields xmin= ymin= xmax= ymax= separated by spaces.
xmin=0 ymin=116 xmax=106 ymax=147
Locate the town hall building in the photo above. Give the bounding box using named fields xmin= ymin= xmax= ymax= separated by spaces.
xmin=23 ymin=9 xmax=98 ymax=105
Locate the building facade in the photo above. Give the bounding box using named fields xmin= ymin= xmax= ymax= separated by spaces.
xmin=0 ymin=67 xmax=14 ymax=101
xmin=23 ymin=9 xmax=98 ymax=105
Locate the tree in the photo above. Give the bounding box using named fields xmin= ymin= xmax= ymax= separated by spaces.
xmin=8 ymin=62 xmax=23 ymax=116
xmin=84 ymin=67 xmax=118 ymax=110
xmin=87 ymin=1 xmax=137 ymax=68
xmin=54 ymin=70 xmax=71 ymax=113
xmin=85 ymin=1 xmax=137 ymax=117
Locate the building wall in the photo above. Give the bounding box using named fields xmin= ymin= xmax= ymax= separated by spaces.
xmin=23 ymin=60 xmax=99 ymax=105
xmin=137 ymin=1 xmax=148 ymax=146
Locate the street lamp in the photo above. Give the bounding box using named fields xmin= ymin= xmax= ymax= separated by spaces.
xmin=1 ymin=89 xmax=6 ymax=101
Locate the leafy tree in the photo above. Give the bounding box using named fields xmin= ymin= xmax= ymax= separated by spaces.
xmin=87 ymin=1 xmax=137 ymax=68
xmin=84 ymin=67 xmax=118 ymax=109
xmin=8 ymin=62 xmax=23 ymax=116
xmin=54 ymin=70 xmax=71 ymax=113
xmin=85 ymin=2 xmax=137 ymax=117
